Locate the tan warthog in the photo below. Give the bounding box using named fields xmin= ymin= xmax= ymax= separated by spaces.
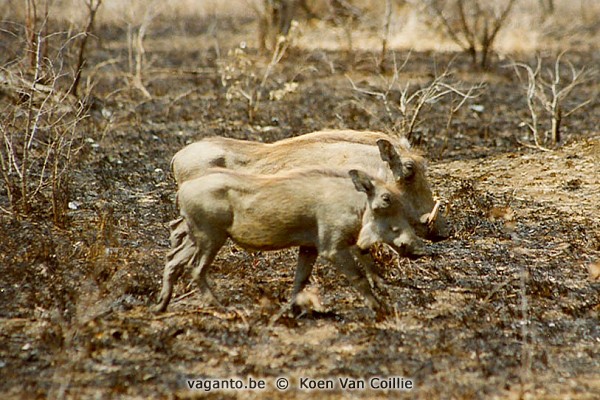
xmin=154 ymin=167 xmax=426 ymax=314
xmin=171 ymin=129 xmax=449 ymax=242
xmin=172 ymin=130 xmax=408 ymax=184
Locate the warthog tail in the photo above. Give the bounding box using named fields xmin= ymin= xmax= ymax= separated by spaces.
xmin=165 ymin=216 xmax=198 ymax=274
xmin=169 ymin=216 xmax=189 ymax=248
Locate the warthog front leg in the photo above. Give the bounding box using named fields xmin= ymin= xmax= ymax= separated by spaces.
xmin=271 ymin=246 xmax=320 ymax=323
xmin=324 ymin=247 xmax=381 ymax=312
xmin=351 ymin=246 xmax=386 ymax=290
xmin=290 ymin=246 xmax=319 ymax=303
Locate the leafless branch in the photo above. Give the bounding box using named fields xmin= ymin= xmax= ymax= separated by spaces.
xmin=424 ymin=0 xmax=517 ymax=68
xmin=220 ymin=23 xmax=298 ymax=123
xmin=512 ymin=52 xmax=595 ymax=148
xmin=349 ymin=54 xmax=483 ymax=139
xmin=380 ymin=0 xmax=393 ymax=69
xmin=1 ymin=27 xmax=90 ymax=223
xmin=70 ymin=0 xmax=103 ymax=97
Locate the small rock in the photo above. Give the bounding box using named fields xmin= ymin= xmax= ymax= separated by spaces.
xmin=469 ymin=104 xmax=485 ymax=113
xmin=563 ymin=179 xmax=582 ymax=191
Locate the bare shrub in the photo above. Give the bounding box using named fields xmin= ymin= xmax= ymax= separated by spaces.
xmin=348 ymin=54 xmax=484 ymax=140
xmin=512 ymin=52 xmax=596 ymax=149
xmin=0 ymin=74 xmax=89 ymax=225
xmin=421 ymin=0 xmax=517 ymax=69
xmin=326 ymin=0 xmax=364 ymax=55
xmin=70 ymin=0 xmax=103 ymax=97
xmin=24 ymin=0 xmax=49 ymax=70
xmin=256 ymin=0 xmax=299 ymax=51
xmin=0 ymin=10 xmax=95 ymax=225
xmin=218 ymin=26 xmax=299 ymax=123
xmin=532 ymin=1 xmax=600 ymax=53
xmin=255 ymin=0 xmax=365 ymax=54
xmin=122 ymin=1 xmax=163 ymax=99
xmin=379 ymin=0 xmax=393 ymax=69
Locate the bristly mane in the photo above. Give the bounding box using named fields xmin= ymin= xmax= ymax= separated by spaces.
xmin=203 ymin=166 xmax=366 ymax=181
xmin=275 ymin=129 xmax=411 ymax=149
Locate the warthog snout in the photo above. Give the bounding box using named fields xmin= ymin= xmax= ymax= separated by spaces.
xmin=376 ymin=139 xmax=452 ymax=244
xmin=352 ymin=168 xmax=430 ymax=260
xmin=356 ymin=222 xmax=427 ymax=260
xmin=420 ymin=201 xmax=451 ymax=242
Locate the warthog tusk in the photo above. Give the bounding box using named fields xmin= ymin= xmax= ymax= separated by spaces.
xmin=426 ymin=200 xmax=442 ymax=228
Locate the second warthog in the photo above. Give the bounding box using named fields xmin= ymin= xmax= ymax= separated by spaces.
xmin=171 ymin=129 xmax=449 ymax=242
xmin=154 ymin=167 xmax=427 ymax=314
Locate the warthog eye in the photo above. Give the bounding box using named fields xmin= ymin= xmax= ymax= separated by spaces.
xmin=373 ymin=193 xmax=393 ymax=211
xmin=403 ymin=161 xmax=415 ymax=178
xmin=391 ymin=226 xmax=400 ymax=233
xmin=381 ymin=193 xmax=391 ymax=204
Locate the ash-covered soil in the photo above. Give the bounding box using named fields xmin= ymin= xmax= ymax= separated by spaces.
xmin=1 ymin=17 xmax=599 ymax=399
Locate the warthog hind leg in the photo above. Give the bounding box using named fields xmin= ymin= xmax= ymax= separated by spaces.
xmin=190 ymin=233 xmax=227 ymax=307
xmin=154 ymin=235 xmax=198 ymax=313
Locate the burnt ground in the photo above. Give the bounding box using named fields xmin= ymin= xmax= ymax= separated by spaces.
xmin=1 ymin=15 xmax=599 ymax=399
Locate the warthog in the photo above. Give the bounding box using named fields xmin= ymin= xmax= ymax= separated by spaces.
xmin=172 ymin=130 xmax=407 ymax=184
xmin=154 ymin=167 xmax=426 ymax=314
xmin=171 ymin=129 xmax=450 ymax=243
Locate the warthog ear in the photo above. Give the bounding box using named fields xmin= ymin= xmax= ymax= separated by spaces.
xmin=349 ymin=169 xmax=374 ymax=195
xmin=377 ymin=139 xmax=415 ymax=181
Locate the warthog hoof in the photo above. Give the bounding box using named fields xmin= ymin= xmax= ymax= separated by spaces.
xmin=398 ymin=244 xmax=430 ymax=259
xmin=152 ymin=300 xmax=168 ymax=313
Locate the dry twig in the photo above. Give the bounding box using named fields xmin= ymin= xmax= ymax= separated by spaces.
xmin=70 ymin=0 xmax=103 ymax=97
xmin=348 ymin=54 xmax=484 ymax=139
xmin=512 ymin=52 xmax=596 ymax=148
xmin=424 ymin=0 xmax=517 ymax=68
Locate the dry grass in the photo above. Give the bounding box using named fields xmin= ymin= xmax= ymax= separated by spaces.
xmin=4 ymin=0 xmax=258 ymax=24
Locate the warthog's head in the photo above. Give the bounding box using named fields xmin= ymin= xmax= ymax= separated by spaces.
xmin=376 ymin=139 xmax=451 ymax=242
xmin=350 ymin=169 xmax=427 ymax=258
